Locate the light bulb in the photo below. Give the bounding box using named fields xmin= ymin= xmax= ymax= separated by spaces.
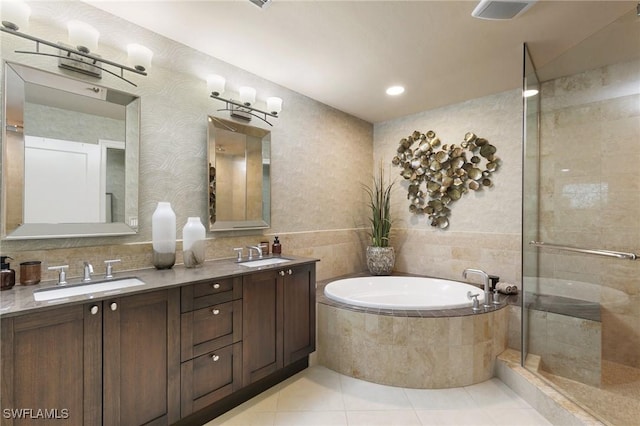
xmin=207 ymin=75 xmax=226 ymax=96
xmin=239 ymin=86 xmax=256 ymax=106
xmin=67 ymin=20 xmax=99 ymax=53
xmin=1 ymin=0 xmax=31 ymax=31
xmin=266 ymin=97 xmax=283 ymax=115
xmin=127 ymin=44 xmax=153 ymax=72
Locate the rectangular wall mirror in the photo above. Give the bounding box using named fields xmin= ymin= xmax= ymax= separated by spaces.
xmin=2 ymin=62 xmax=140 ymax=239
xmin=207 ymin=116 xmax=271 ymax=231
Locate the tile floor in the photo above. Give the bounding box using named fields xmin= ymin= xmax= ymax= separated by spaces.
xmin=205 ymin=366 xmax=552 ymax=426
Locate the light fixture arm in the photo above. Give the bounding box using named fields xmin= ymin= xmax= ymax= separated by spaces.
xmin=210 ymin=93 xmax=279 ymax=126
xmin=1 ymin=26 xmax=147 ymax=86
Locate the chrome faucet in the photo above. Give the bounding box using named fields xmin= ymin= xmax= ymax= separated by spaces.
xmin=104 ymin=259 xmax=121 ymax=279
xmin=462 ymin=268 xmax=491 ymax=308
xmin=246 ymin=245 xmax=263 ymax=260
xmin=48 ymin=265 xmax=68 ymax=286
xmin=82 ymin=262 xmax=94 ymax=282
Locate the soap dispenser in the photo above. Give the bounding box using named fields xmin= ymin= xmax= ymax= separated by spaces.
xmin=0 ymin=256 xmax=16 ymax=291
xmin=272 ymin=236 xmax=282 ymax=256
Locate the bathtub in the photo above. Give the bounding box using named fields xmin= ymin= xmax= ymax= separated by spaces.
xmin=318 ymin=275 xmax=508 ymax=389
xmin=324 ymin=276 xmax=486 ymax=310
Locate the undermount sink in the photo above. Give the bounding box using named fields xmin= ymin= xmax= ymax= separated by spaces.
xmin=33 ymin=277 xmax=145 ymax=302
xmin=239 ymin=257 xmax=292 ymax=268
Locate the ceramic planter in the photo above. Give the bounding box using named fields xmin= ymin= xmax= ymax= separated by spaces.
xmin=366 ymin=246 xmax=395 ymax=275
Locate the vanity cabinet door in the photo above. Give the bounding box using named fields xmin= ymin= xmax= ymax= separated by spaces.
xmin=242 ymin=270 xmax=283 ymax=386
xmin=283 ymin=263 xmax=316 ymax=365
xmin=242 ymin=263 xmax=316 ymax=386
xmin=102 ymin=288 xmax=180 ymax=426
xmin=0 ymin=304 xmax=102 ymax=426
xmin=180 ymin=342 xmax=242 ymax=415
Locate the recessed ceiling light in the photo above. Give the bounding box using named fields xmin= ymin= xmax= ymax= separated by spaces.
xmin=386 ymin=86 xmax=405 ymax=96
xmin=523 ymin=89 xmax=539 ymax=98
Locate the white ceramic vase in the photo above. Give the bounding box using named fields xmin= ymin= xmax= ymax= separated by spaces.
xmin=152 ymin=202 xmax=176 ymax=269
xmin=182 ymin=217 xmax=206 ymax=268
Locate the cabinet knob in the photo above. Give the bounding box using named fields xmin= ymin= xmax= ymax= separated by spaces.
xmin=211 ymin=354 xmax=220 ymax=362
xmin=279 ymin=271 xmax=285 ymax=276
xmin=211 ymin=309 xmax=220 ymax=315
xmin=110 ymin=302 xmax=118 ymax=311
xmin=90 ymin=305 xmax=99 ymax=315
xmin=287 ymin=269 xmax=293 ymax=275
xmin=212 ymin=283 xmax=221 ymax=289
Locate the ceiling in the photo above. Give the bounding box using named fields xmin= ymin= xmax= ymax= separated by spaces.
xmin=84 ymin=0 xmax=637 ymax=123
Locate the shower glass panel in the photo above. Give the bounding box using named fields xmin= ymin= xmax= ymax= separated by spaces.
xmin=522 ymin=8 xmax=640 ymax=425
xmin=521 ymin=44 xmax=540 ymax=367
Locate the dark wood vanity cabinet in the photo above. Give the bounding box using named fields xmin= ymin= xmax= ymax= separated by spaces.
xmin=282 ymin=264 xmax=316 ymax=365
xmin=1 ymin=260 xmax=317 ymax=426
xmin=179 ymin=277 xmax=243 ymax=417
xmin=242 ymin=263 xmax=316 ymax=386
xmin=0 ymin=288 xmax=180 ymax=426
xmin=102 ymin=289 xmax=180 ymax=426
xmin=1 ymin=303 xmax=101 ymax=426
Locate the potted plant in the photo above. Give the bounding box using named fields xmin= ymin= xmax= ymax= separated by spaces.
xmin=363 ymin=163 xmax=395 ymax=275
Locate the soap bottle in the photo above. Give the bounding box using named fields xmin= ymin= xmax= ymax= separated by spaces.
xmin=272 ymin=236 xmax=282 ymax=256
xmin=0 ymin=256 xmax=16 ymax=291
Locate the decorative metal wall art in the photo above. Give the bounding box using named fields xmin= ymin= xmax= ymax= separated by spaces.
xmin=392 ymin=130 xmax=500 ymax=229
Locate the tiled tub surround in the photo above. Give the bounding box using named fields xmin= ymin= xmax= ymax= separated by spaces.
xmin=317 ymin=278 xmax=509 ymax=389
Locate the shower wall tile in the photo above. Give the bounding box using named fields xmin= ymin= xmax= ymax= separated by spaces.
xmin=539 ymin=59 xmax=640 ymax=370
xmin=526 ymin=309 xmax=602 ymax=386
xmin=507 ymin=305 xmax=522 ymax=351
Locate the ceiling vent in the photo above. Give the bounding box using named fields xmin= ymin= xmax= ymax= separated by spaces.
xmin=249 ymin=0 xmax=272 ymax=9
xmin=472 ymin=0 xmax=537 ymax=20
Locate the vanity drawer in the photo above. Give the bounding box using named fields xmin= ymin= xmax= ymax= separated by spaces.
xmin=180 ymin=342 xmax=242 ymax=417
xmin=194 ymin=278 xmax=234 ymax=297
xmin=181 ymin=277 xmax=242 ymax=312
xmin=181 ymin=299 xmax=242 ymax=361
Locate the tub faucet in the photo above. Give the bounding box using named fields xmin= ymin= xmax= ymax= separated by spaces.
xmin=82 ymin=262 xmax=94 ymax=282
xmin=462 ymin=268 xmax=491 ymax=308
xmin=246 ymin=245 xmax=263 ymax=260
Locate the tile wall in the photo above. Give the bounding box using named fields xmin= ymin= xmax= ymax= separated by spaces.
xmin=0 ymin=1 xmax=372 ymax=283
xmin=374 ymin=89 xmax=523 ymax=285
xmin=538 ymin=59 xmax=640 ymax=369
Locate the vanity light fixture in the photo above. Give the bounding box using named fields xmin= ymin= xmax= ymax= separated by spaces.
xmin=0 ymin=1 xmax=152 ymax=86
xmin=207 ymin=74 xmax=282 ymax=126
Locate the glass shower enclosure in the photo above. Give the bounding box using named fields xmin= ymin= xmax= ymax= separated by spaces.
xmin=521 ymin=8 xmax=640 ymax=425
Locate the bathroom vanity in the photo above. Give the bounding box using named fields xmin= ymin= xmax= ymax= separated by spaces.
xmin=0 ymin=257 xmax=317 ymax=426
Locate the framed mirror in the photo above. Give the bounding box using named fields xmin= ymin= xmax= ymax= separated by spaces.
xmin=207 ymin=116 xmax=271 ymax=231
xmin=2 ymin=62 xmax=140 ymax=239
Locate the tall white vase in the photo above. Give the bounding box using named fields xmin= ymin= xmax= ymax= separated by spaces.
xmin=152 ymin=202 xmax=176 ymax=269
xmin=182 ymin=216 xmax=206 ymax=268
